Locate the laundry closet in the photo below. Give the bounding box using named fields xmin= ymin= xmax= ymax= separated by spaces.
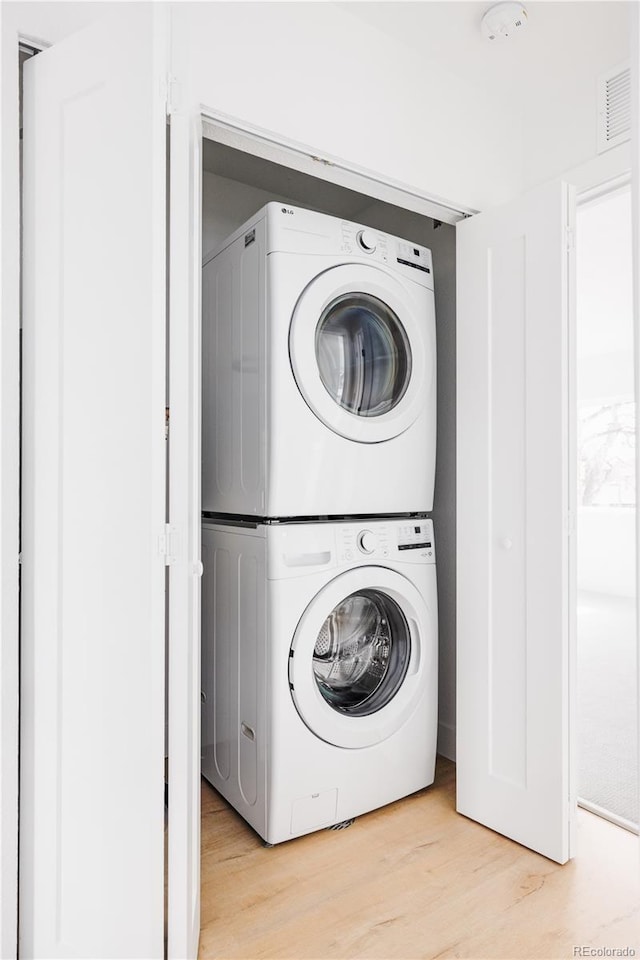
xmin=197 ymin=135 xmax=456 ymax=845
xmin=12 ymin=2 xmax=634 ymax=958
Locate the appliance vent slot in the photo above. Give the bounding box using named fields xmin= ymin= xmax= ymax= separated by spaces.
xmin=597 ymin=62 xmax=631 ymax=154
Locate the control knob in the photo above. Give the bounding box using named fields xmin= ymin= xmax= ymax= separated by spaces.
xmin=357 ymin=229 xmax=377 ymax=253
xmin=357 ymin=530 xmax=377 ymax=554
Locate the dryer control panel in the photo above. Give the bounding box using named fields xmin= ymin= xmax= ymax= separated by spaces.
xmin=337 ymin=221 xmax=433 ymax=289
xmin=258 ymin=202 xmax=434 ymax=291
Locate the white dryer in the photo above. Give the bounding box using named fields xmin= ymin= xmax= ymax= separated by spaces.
xmin=202 ymin=203 xmax=436 ymax=518
xmin=201 ymin=516 xmax=438 ymax=845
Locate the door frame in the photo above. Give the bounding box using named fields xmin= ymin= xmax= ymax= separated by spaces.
xmin=200 ymin=108 xmax=475 ymax=227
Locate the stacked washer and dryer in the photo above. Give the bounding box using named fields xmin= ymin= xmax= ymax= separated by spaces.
xmin=201 ymin=203 xmax=438 ymax=845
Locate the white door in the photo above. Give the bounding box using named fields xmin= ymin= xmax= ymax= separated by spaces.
xmin=166 ymin=109 xmax=202 ymax=960
xmin=289 ymin=264 xmax=432 ymax=441
xmin=21 ymin=7 xmax=168 ymax=957
xmin=456 ymin=180 xmax=576 ymax=864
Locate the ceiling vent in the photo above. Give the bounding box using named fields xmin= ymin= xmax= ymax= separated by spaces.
xmin=597 ymin=61 xmax=631 ymax=154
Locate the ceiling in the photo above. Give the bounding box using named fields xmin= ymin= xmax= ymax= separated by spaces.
xmin=339 ymin=1 xmax=630 ymax=102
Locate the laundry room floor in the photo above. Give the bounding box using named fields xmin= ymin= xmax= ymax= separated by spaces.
xmin=198 ymin=758 xmax=639 ymax=959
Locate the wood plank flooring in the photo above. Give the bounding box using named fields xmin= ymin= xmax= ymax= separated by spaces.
xmin=199 ymin=758 xmax=639 ymax=959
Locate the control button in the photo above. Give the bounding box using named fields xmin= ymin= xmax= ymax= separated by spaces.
xmin=357 ymin=229 xmax=377 ymax=253
xmin=358 ymin=530 xmax=377 ymax=554
xmin=345 ymin=550 xmax=353 ymax=561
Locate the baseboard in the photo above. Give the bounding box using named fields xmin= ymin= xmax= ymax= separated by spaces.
xmin=437 ymin=720 xmax=456 ymax=761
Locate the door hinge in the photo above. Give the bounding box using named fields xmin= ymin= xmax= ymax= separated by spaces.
xmin=165 ymin=407 xmax=170 ymax=440
xmin=158 ymin=524 xmax=179 ymax=566
xmin=165 ymin=75 xmax=181 ymax=117
xmin=310 ymin=154 xmax=335 ymax=167
xmin=564 ymin=510 xmax=576 ymax=537
xmin=565 ymin=227 xmax=575 ymax=252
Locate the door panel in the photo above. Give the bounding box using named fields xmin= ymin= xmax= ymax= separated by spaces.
xmin=456 ymin=180 xmax=576 ymax=864
xmin=21 ymin=8 xmax=167 ymax=956
xmin=289 ymin=264 xmax=431 ymax=442
xmin=289 ymin=566 xmax=432 ymax=748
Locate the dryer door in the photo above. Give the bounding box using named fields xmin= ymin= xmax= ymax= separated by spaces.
xmin=289 ymin=566 xmax=433 ymax=748
xmin=289 ymin=264 xmax=433 ymax=443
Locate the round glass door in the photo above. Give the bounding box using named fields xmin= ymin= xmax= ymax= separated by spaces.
xmin=315 ymin=294 xmax=411 ymax=418
xmin=312 ymin=589 xmax=411 ymax=717
xmin=289 ymin=264 xmax=431 ymax=444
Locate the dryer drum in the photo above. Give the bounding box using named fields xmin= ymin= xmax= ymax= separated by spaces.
xmin=312 ymin=589 xmax=411 ymax=717
xmin=315 ymin=293 xmax=412 ymax=418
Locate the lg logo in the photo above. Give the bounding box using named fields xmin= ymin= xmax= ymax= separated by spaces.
xmin=281 ymin=207 xmax=294 ymax=215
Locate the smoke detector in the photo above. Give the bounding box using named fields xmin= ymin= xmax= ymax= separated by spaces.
xmin=481 ymin=2 xmax=528 ymax=41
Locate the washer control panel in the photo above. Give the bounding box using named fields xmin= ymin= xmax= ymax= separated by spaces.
xmin=337 ymin=519 xmax=435 ymax=565
xmin=356 ymin=229 xmax=378 ymax=253
xmin=397 ymin=522 xmax=432 ymax=554
xmin=357 ymin=529 xmax=377 ymax=554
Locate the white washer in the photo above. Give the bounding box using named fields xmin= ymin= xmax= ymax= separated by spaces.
xmin=202 ymin=203 xmax=436 ymax=518
xmin=201 ymin=517 xmax=438 ymax=845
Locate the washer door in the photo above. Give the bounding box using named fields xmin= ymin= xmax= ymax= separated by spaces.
xmin=289 ymin=264 xmax=430 ymax=443
xmin=289 ymin=567 xmax=431 ymax=748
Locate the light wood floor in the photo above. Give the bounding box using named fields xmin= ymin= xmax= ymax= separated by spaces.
xmin=199 ymin=758 xmax=639 ymax=959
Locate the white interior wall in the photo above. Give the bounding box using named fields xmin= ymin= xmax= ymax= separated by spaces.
xmin=173 ymin=1 xmax=522 ymax=212
xmin=341 ymin=1 xmax=632 ymax=200
xmin=577 ymin=189 xmax=634 ymax=402
xmin=202 ymin=172 xmax=292 ymax=260
xmin=576 ymin=187 xmax=635 ymax=599
xmin=578 ymin=508 xmax=636 ymax=597
xmin=519 ymin=3 xmax=631 ymax=193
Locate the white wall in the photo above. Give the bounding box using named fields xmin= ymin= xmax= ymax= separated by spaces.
xmin=519 ymin=3 xmax=631 ymax=193
xmin=577 ymin=188 xmax=634 ymax=400
xmin=576 ymin=186 xmax=635 ymax=597
xmin=338 ymin=2 xmax=632 ymax=201
xmin=172 ymin=1 xmax=522 ymax=212
xmin=202 ymin=171 xmax=291 ymax=259
xmin=578 ymin=508 xmax=636 ymax=597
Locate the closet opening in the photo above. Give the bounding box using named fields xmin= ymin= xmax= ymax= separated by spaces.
xmin=194 ymin=126 xmax=459 ymax=953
